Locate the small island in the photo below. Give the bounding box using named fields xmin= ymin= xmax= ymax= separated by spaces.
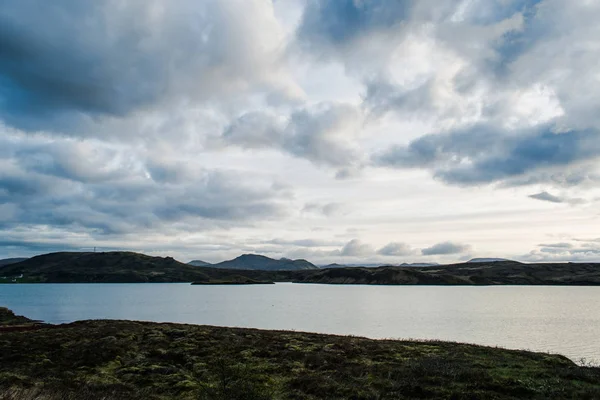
xmin=1 ymin=307 xmax=599 ymax=399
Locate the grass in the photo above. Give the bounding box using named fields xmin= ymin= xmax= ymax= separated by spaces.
xmin=0 ymin=308 xmax=35 ymax=327
xmin=1 ymin=312 xmax=599 ymax=399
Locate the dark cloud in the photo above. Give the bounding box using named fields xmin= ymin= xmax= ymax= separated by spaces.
xmin=364 ymin=79 xmax=434 ymax=117
xmin=422 ymin=241 xmax=470 ymax=256
xmin=297 ymin=0 xmax=412 ymax=48
xmin=377 ymin=242 xmax=414 ymax=256
xmin=0 ymin=148 xmax=290 ymax=237
xmin=374 ymin=124 xmax=600 ymax=186
xmin=528 ymin=191 xmax=585 ymax=205
xmin=538 ymin=242 xmax=574 ymax=249
xmin=528 ymin=191 xmax=563 ymax=203
xmin=0 ymin=0 xmax=291 ymax=132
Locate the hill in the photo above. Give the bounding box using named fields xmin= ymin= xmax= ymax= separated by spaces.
xmin=292 ymin=261 xmax=600 ymax=285
xmin=0 ymin=258 xmax=28 ymax=267
xmin=320 ymin=263 xmax=350 ymax=269
xmin=399 ymin=262 xmax=439 ymax=267
xmin=0 ymin=252 xmax=213 ymax=283
xmin=1 ymin=308 xmax=598 ymax=399
xmin=0 ymin=307 xmax=35 ymax=326
xmin=3 ymin=252 xmax=600 ymax=285
xmin=188 ymin=259 xmax=212 ymax=267
xmin=467 ymin=258 xmax=510 ymax=263
xmin=211 ymin=254 xmax=318 ymax=271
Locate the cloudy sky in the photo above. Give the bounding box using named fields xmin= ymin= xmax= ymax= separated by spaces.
xmin=1 ymin=0 xmax=600 ymax=264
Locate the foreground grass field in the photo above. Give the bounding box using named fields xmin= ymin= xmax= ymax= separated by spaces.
xmin=1 ymin=308 xmax=599 ymax=399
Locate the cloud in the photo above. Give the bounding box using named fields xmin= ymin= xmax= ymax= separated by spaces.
xmin=297 ymin=0 xmax=412 ymax=50
xmin=302 ymin=202 xmax=346 ymax=217
xmin=266 ymin=238 xmax=343 ymax=248
xmin=0 ymin=0 xmax=297 ymax=132
xmin=422 ymin=241 xmax=470 ymax=256
xmin=377 ymin=242 xmax=415 ymax=256
xmin=523 ymin=241 xmax=600 ymax=262
xmin=219 ymin=102 xmax=364 ymax=169
xmin=0 ymin=136 xmax=291 ymax=237
xmin=537 ymin=242 xmax=574 ymax=249
xmin=340 ymin=239 xmax=375 ymax=257
xmin=374 ymin=124 xmax=600 ymax=186
xmin=528 ymin=191 xmax=586 ymax=205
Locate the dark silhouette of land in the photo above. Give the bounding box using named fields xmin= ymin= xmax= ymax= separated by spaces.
xmin=291 ymin=261 xmax=600 ymax=285
xmin=0 ymin=258 xmax=28 ymax=267
xmin=209 ymin=254 xmax=318 ymax=271
xmin=2 ymin=252 xmax=600 ymax=285
xmin=0 ymin=307 xmax=598 ymax=399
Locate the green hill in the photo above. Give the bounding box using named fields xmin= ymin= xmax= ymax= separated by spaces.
xmin=0 ymin=252 xmax=212 ymax=283
xmin=211 ymin=254 xmax=318 ymax=271
xmin=188 ymin=259 xmax=212 ymax=267
xmin=292 ymin=261 xmax=600 ymax=285
xmin=0 ymin=258 xmax=28 ymax=268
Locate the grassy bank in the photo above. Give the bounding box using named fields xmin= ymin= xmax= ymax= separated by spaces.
xmin=1 ymin=309 xmax=599 ymax=399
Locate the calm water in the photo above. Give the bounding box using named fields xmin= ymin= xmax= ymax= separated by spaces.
xmin=1 ymin=283 xmax=599 ymax=362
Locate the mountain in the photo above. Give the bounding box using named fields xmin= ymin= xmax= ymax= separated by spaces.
xmin=467 ymin=258 xmax=510 ymax=263
xmin=211 ymin=254 xmax=318 ymax=271
xmin=320 ymin=263 xmax=350 ymax=269
xmin=0 ymin=252 xmax=213 ymax=283
xmin=0 ymin=258 xmax=28 ymax=267
xmin=188 ymin=259 xmax=212 ymax=267
xmin=400 ymin=262 xmax=439 ymax=267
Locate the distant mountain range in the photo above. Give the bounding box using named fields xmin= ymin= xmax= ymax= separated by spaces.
xmin=292 ymin=261 xmax=600 ymax=285
xmin=400 ymin=262 xmax=439 ymax=267
xmin=1 ymin=251 xmax=600 ymax=285
xmin=467 ymin=258 xmax=510 ymax=263
xmin=207 ymin=254 xmax=318 ymax=271
xmin=188 ymin=259 xmax=212 ymax=267
xmin=320 ymin=263 xmax=350 ymax=269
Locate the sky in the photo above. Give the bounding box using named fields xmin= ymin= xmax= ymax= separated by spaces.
xmin=1 ymin=0 xmax=600 ymax=264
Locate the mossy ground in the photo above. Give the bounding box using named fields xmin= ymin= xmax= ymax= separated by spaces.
xmin=1 ymin=316 xmax=599 ymax=399
xmin=0 ymin=308 xmax=34 ymax=327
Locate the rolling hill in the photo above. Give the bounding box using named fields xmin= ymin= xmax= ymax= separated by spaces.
xmin=0 ymin=258 xmax=28 ymax=268
xmin=188 ymin=259 xmax=212 ymax=267
xmin=292 ymin=261 xmax=600 ymax=285
xmin=0 ymin=252 xmax=212 ymax=283
xmin=210 ymin=254 xmax=318 ymax=271
xmin=2 ymin=252 xmax=600 ymax=285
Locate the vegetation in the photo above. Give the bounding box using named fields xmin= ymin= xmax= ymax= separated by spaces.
xmin=0 ymin=308 xmax=599 ymax=399
xmin=0 ymin=252 xmax=313 ymax=283
xmin=291 ymin=261 xmax=600 ymax=285
xmin=0 ymin=308 xmax=35 ymax=327
xmin=0 ymin=252 xmax=212 ymax=283
xmin=209 ymin=254 xmax=318 ymax=271
xmin=0 ymin=258 xmax=28 ymax=268
xmin=3 ymin=252 xmax=600 ymax=285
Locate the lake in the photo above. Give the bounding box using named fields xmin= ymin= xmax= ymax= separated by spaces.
xmin=1 ymin=283 xmax=599 ymax=363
